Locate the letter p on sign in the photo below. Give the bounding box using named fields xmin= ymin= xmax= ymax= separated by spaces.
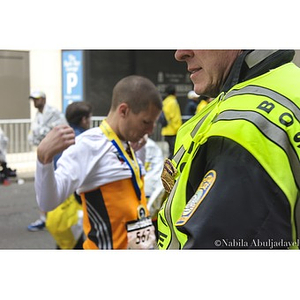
xmin=67 ymin=72 xmax=78 ymax=94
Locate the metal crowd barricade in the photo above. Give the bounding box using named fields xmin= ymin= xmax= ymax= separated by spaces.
xmin=0 ymin=117 xmax=107 ymax=154
xmin=0 ymin=119 xmax=32 ymax=154
xmin=0 ymin=115 xmax=184 ymax=176
xmin=90 ymin=116 xmax=105 ymax=128
xmin=0 ymin=119 xmax=34 ymax=176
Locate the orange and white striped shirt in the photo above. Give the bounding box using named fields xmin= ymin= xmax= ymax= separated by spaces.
xmin=35 ymin=126 xmax=156 ymax=249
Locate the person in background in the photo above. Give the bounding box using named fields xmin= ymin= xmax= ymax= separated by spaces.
xmin=66 ymin=101 xmax=93 ymax=136
xmin=27 ymin=90 xmax=67 ymax=232
xmin=27 ymin=91 xmax=67 ymax=148
xmin=158 ymin=50 xmax=300 ymax=249
xmin=0 ymin=127 xmax=17 ymax=186
xmin=53 ymin=101 xmax=93 ymax=168
xmin=184 ymin=90 xmax=200 ymax=118
xmin=195 ymin=95 xmax=213 ymax=114
xmin=160 ymin=84 xmax=182 ymax=158
xmin=34 ymin=75 xmax=162 ymax=250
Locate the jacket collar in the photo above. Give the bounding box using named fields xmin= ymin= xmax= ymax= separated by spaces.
xmin=221 ymin=50 xmax=295 ymax=94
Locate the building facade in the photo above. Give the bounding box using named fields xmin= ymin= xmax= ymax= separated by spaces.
xmin=1 ymin=49 xmax=300 ymax=120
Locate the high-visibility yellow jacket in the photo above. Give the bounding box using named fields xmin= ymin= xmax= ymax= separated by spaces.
xmin=161 ymin=95 xmax=182 ymax=136
xmin=158 ymin=53 xmax=300 ymax=249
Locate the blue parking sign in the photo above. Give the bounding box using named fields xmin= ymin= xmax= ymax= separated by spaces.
xmin=62 ymin=50 xmax=84 ymax=113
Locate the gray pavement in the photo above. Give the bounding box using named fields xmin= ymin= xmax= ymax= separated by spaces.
xmin=0 ymin=177 xmax=55 ymax=249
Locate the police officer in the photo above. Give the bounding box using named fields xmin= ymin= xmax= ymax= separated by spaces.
xmin=158 ymin=50 xmax=300 ymax=249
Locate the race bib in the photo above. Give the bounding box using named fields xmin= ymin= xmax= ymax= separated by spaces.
xmin=126 ymin=217 xmax=157 ymax=249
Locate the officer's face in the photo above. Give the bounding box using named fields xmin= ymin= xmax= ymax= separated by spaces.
xmin=174 ymin=50 xmax=242 ymax=98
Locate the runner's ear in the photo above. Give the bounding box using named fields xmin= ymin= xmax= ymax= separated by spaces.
xmin=118 ymin=103 xmax=129 ymax=118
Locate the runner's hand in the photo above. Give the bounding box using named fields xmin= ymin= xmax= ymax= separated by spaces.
xmin=37 ymin=125 xmax=75 ymax=164
xmin=130 ymin=134 xmax=148 ymax=152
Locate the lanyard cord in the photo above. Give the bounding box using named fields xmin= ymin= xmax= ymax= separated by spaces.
xmin=100 ymin=120 xmax=143 ymax=200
